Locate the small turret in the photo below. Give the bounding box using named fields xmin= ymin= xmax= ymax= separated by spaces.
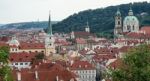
xmin=85 ymin=21 xmax=90 ymax=33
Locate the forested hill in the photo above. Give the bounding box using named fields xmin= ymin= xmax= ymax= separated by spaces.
xmin=0 ymin=21 xmax=58 ymax=29
xmin=53 ymin=2 xmax=150 ymax=34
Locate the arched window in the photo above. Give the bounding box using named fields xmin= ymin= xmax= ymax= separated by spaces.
xmin=133 ymin=25 xmax=135 ymax=30
xmin=127 ymin=25 xmax=130 ymax=31
xmin=118 ymin=21 xmax=120 ymax=25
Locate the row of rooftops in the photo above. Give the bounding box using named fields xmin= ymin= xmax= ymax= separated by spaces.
xmin=12 ymin=62 xmax=77 ymax=81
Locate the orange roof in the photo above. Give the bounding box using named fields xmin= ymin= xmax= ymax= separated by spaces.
xmin=140 ymin=26 xmax=150 ymax=34
xmin=119 ymin=46 xmax=134 ymax=53
xmin=93 ymin=54 xmax=116 ymax=63
xmin=0 ymin=41 xmax=8 ymax=47
xmin=71 ymin=61 xmax=95 ymax=70
xmin=73 ymin=31 xmax=96 ymax=39
xmin=12 ymin=63 xmax=77 ymax=81
xmin=19 ymin=42 xmax=45 ymax=49
xmin=9 ymin=52 xmax=38 ymax=62
xmin=75 ymin=38 xmax=87 ymax=44
xmin=107 ymin=58 xmax=122 ymax=69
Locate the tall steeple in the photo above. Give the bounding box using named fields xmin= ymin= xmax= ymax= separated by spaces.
xmin=45 ymin=11 xmax=56 ymax=56
xmin=47 ymin=11 xmax=53 ymax=35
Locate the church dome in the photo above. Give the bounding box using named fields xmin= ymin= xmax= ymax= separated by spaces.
xmin=123 ymin=8 xmax=139 ymax=32
xmin=123 ymin=16 xmax=139 ymax=25
xmin=9 ymin=37 xmax=20 ymax=46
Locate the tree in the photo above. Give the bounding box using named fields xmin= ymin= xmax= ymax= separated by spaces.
xmin=0 ymin=46 xmax=13 ymax=81
xmin=0 ymin=66 xmax=13 ymax=81
xmin=110 ymin=44 xmax=150 ymax=81
xmin=0 ymin=46 xmax=9 ymax=63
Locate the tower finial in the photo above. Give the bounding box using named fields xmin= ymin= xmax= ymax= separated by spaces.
xmin=128 ymin=4 xmax=133 ymax=16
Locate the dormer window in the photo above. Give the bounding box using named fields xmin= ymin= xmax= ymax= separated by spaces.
xmin=79 ymin=65 xmax=81 ymax=68
xmin=85 ymin=65 xmax=87 ymax=68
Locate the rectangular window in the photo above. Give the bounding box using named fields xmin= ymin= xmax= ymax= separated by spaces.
xmin=25 ymin=63 xmax=28 ymax=65
xmin=20 ymin=63 xmax=23 ymax=65
xmin=15 ymin=63 xmax=18 ymax=65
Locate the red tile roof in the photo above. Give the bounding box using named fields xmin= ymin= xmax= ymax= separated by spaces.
xmin=140 ymin=26 xmax=150 ymax=34
xmin=19 ymin=42 xmax=45 ymax=49
xmin=93 ymin=54 xmax=116 ymax=63
xmin=71 ymin=61 xmax=95 ymax=70
xmin=12 ymin=63 xmax=77 ymax=81
xmin=119 ymin=46 xmax=134 ymax=53
xmin=0 ymin=41 xmax=8 ymax=47
xmin=107 ymin=58 xmax=122 ymax=69
xmin=73 ymin=31 xmax=96 ymax=39
xmin=126 ymin=32 xmax=150 ymax=39
xmin=9 ymin=52 xmax=38 ymax=62
xmin=75 ymin=38 xmax=87 ymax=44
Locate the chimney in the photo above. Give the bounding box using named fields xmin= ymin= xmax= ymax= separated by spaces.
xmin=70 ymin=60 xmax=74 ymax=66
xmin=17 ymin=71 xmax=21 ymax=81
xmin=35 ymin=70 xmax=39 ymax=80
xmin=56 ymin=76 xmax=59 ymax=81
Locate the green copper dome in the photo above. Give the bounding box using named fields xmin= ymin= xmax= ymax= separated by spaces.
xmin=123 ymin=16 xmax=139 ymax=24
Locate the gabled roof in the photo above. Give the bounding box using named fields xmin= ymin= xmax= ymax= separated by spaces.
xmin=75 ymin=38 xmax=87 ymax=44
xmin=12 ymin=63 xmax=77 ymax=81
xmin=71 ymin=61 xmax=95 ymax=70
xmin=9 ymin=52 xmax=38 ymax=62
xmin=73 ymin=31 xmax=96 ymax=39
xmin=19 ymin=42 xmax=45 ymax=49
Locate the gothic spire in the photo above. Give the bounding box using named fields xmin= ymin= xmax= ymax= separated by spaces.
xmin=47 ymin=11 xmax=52 ymax=35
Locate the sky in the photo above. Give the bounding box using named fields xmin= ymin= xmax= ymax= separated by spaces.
xmin=0 ymin=0 xmax=148 ymax=24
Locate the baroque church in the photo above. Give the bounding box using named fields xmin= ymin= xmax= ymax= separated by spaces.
xmin=114 ymin=7 xmax=140 ymax=38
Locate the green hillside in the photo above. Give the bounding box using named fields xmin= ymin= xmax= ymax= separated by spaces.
xmin=0 ymin=21 xmax=58 ymax=29
xmin=53 ymin=2 xmax=150 ymax=35
xmin=1 ymin=1 xmax=150 ymax=37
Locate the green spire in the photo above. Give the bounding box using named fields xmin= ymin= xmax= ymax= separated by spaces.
xmin=116 ymin=7 xmax=121 ymax=16
xmin=47 ymin=11 xmax=52 ymax=35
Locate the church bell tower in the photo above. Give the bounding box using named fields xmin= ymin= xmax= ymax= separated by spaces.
xmin=114 ymin=8 xmax=122 ymax=38
xmin=45 ymin=12 xmax=56 ymax=56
